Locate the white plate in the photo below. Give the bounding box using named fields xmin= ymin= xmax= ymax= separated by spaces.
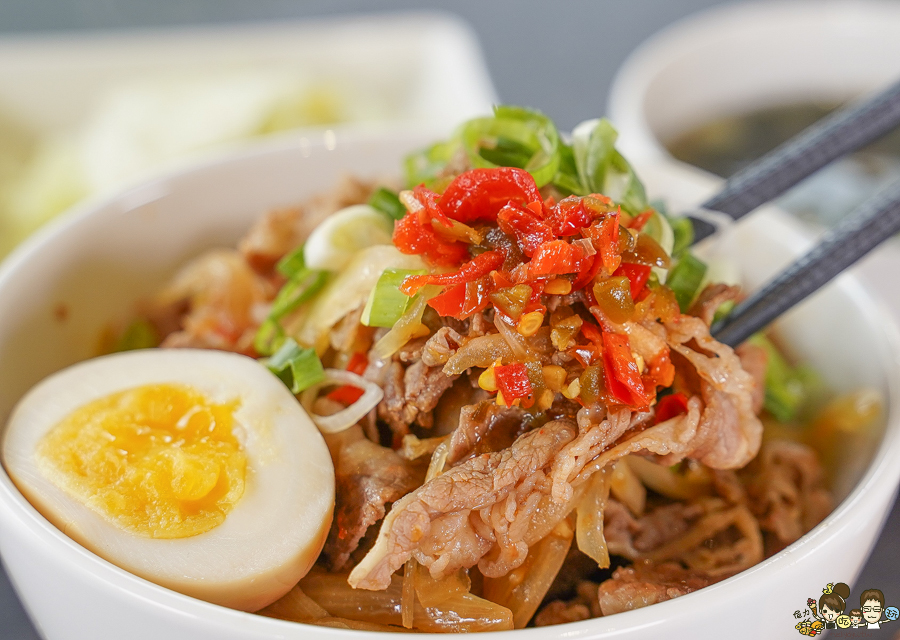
xmin=0 ymin=12 xmax=497 ymax=135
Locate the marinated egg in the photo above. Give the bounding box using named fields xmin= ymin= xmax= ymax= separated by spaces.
xmin=2 ymin=348 xmax=334 ymax=612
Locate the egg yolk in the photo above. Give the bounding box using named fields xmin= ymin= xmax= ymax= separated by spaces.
xmin=35 ymin=383 xmax=246 ymax=539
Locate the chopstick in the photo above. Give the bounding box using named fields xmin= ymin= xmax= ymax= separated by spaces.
xmin=692 ymin=77 xmax=900 ymax=244
xmin=710 ymin=178 xmax=900 ymax=347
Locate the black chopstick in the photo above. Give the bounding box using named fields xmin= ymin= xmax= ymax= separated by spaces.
xmin=710 ymin=178 xmax=900 ymax=347
xmin=692 ymin=77 xmax=900 ymax=244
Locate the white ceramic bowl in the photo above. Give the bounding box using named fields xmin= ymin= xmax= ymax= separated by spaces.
xmin=607 ymin=0 xmax=900 ymax=166
xmin=0 ymin=130 xmax=898 ymax=640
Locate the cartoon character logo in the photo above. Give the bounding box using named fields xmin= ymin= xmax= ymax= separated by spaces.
xmin=808 ymin=582 xmax=851 ymax=631
xmin=858 ymin=588 xmax=899 ymax=629
xmin=795 ymin=583 xmax=897 ymax=634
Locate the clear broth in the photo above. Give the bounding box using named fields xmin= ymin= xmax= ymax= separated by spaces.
xmin=666 ymin=102 xmax=900 ymax=227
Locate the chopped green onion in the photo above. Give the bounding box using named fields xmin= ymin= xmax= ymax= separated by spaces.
xmin=254 ymin=318 xmax=286 ymax=357
xmin=368 ymin=187 xmax=406 ymax=221
xmin=711 ymin=299 xmax=735 ymax=326
xmin=115 ymin=319 xmax=159 ymax=352
xmin=270 ymin=270 xmax=328 ymax=320
xmin=669 ymin=216 xmax=694 ymax=259
xmin=404 ymin=138 xmax=461 ymax=189
xmin=571 ymin=118 xmax=649 ymax=214
xmin=256 ymin=245 xmax=329 ymax=356
xmin=477 ymin=135 xmax=535 ymax=168
xmin=265 ymin=338 xmax=325 ymax=394
xmin=748 ymin=334 xmax=821 ymax=422
xmin=459 ymin=105 xmax=561 ymax=188
xmin=276 ymin=244 xmax=308 ymax=279
xmin=666 ymin=252 xmax=708 ymax=312
xmin=551 ymin=142 xmax=584 ymax=196
xmin=361 ymin=268 xmax=425 ymax=328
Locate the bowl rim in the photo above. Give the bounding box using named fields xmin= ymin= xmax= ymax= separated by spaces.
xmin=1 ymin=128 xmax=900 ymax=638
xmin=606 ymin=0 xmax=900 ymax=165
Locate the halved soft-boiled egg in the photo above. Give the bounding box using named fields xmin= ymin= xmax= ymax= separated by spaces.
xmin=2 ymin=348 xmax=334 ymax=612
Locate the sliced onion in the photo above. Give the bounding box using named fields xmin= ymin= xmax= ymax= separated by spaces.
xmin=493 ymin=315 xmax=536 ymax=361
xmin=372 ymin=286 xmax=438 ymax=359
xmin=399 ymin=189 xmax=425 ymax=214
xmin=300 ymin=369 xmax=383 ymax=434
xmin=425 ymin=441 xmax=450 ymax=481
xmin=574 ymin=237 xmax=597 ymax=257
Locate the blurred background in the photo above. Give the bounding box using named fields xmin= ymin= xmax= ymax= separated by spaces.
xmin=1 ymin=1 xmax=899 ymax=637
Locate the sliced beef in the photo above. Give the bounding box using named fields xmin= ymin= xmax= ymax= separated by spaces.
xmin=238 ymin=206 xmax=304 ymax=273
xmin=153 ymin=249 xmax=273 ymax=354
xmin=323 ymin=431 xmax=421 ymax=571
xmin=664 ymin=315 xmax=763 ymax=469
xmin=378 ymin=360 xmax=460 ymax=437
xmin=447 ymin=401 xmax=528 ymax=465
xmin=534 ymin=600 xmax=591 ymax=626
xmin=348 ymin=420 xmax=578 ymax=589
xmin=597 ymin=561 xmax=715 ymax=615
xmin=687 ymin=282 xmax=741 ymax=326
xmin=238 ymin=176 xmax=375 ymax=274
xmin=742 ymin=439 xmax=832 ymax=552
xmin=602 ymin=498 xmax=704 ymax=560
xmin=420 ymin=326 xmax=463 ymax=367
xmin=735 ymin=342 xmax=767 ymax=415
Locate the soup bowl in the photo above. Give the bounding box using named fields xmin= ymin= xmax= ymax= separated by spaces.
xmin=0 ymin=128 xmax=898 ymax=639
xmin=607 ymin=0 xmax=900 ymax=167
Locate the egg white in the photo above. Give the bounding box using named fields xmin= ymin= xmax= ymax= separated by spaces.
xmin=2 ymin=348 xmax=334 ymax=612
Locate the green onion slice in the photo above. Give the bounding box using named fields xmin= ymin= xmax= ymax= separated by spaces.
xmin=265 ymin=338 xmax=326 ymax=394
xmin=115 ymin=319 xmax=159 ymax=352
xmin=460 ymin=105 xmax=561 ymax=188
xmin=571 ymin=118 xmax=649 ymax=214
xmin=551 ymin=142 xmax=584 ymax=196
xmin=666 ymin=251 xmax=708 ymax=312
xmin=254 ymin=318 xmax=286 ymax=358
xmin=368 ymin=187 xmax=406 ymax=221
xmin=362 ymin=268 xmax=426 ymax=328
xmin=669 ymin=216 xmax=694 ymax=259
xmin=405 ymin=138 xmax=461 ymax=189
xmin=270 ymin=270 xmax=328 ymax=321
xmin=748 ymin=334 xmax=820 ymax=422
xmin=276 ymin=244 xmax=308 ymax=279
xmin=255 ymin=245 xmax=329 ymax=356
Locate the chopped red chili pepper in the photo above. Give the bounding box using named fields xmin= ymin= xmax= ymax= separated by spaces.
xmin=580 ymin=321 xmax=603 ymax=346
xmin=346 ymin=352 xmax=368 ymax=375
xmin=614 ymin=263 xmax=652 ymax=299
xmin=645 ymin=348 xmax=675 ymax=389
xmin=528 ymin=240 xmax=585 ymax=277
xmin=582 ymin=211 xmax=621 ymax=274
xmin=572 ymin=321 xmax=603 ymax=366
xmin=548 ymin=196 xmax=592 ymax=236
xmin=326 ymin=385 xmax=363 ymax=405
xmin=427 ymin=275 xmax=494 ymax=319
xmin=400 ymin=249 xmax=505 ymax=296
xmin=413 ymin=185 xmax=452 ymax=228
xmin=497 ymin=204 xmax=555 ymax=256
xmin=326 ymin=352 xmax=370 ymax=405
xmin=438 ymin=168 xmax=542 ymax=223
xmin=393 ymin=210 xmax=470 ymax=266
xmin=428 ymin=282 xmax=466 ymax=317
xmin=490 ymin=269 xmax=515 ymax=288
xmin=601 ymin=331 xmax=650 ymax=407
xmin=571 ymin=253 xmax=603 ymax=291
xmin=654 ymin=392 xmax=689 ymax=424
xmin=627 ymin=210 xmax=654 ymax=231
xmin=494 ymin=363 xmax=533 ymax=403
